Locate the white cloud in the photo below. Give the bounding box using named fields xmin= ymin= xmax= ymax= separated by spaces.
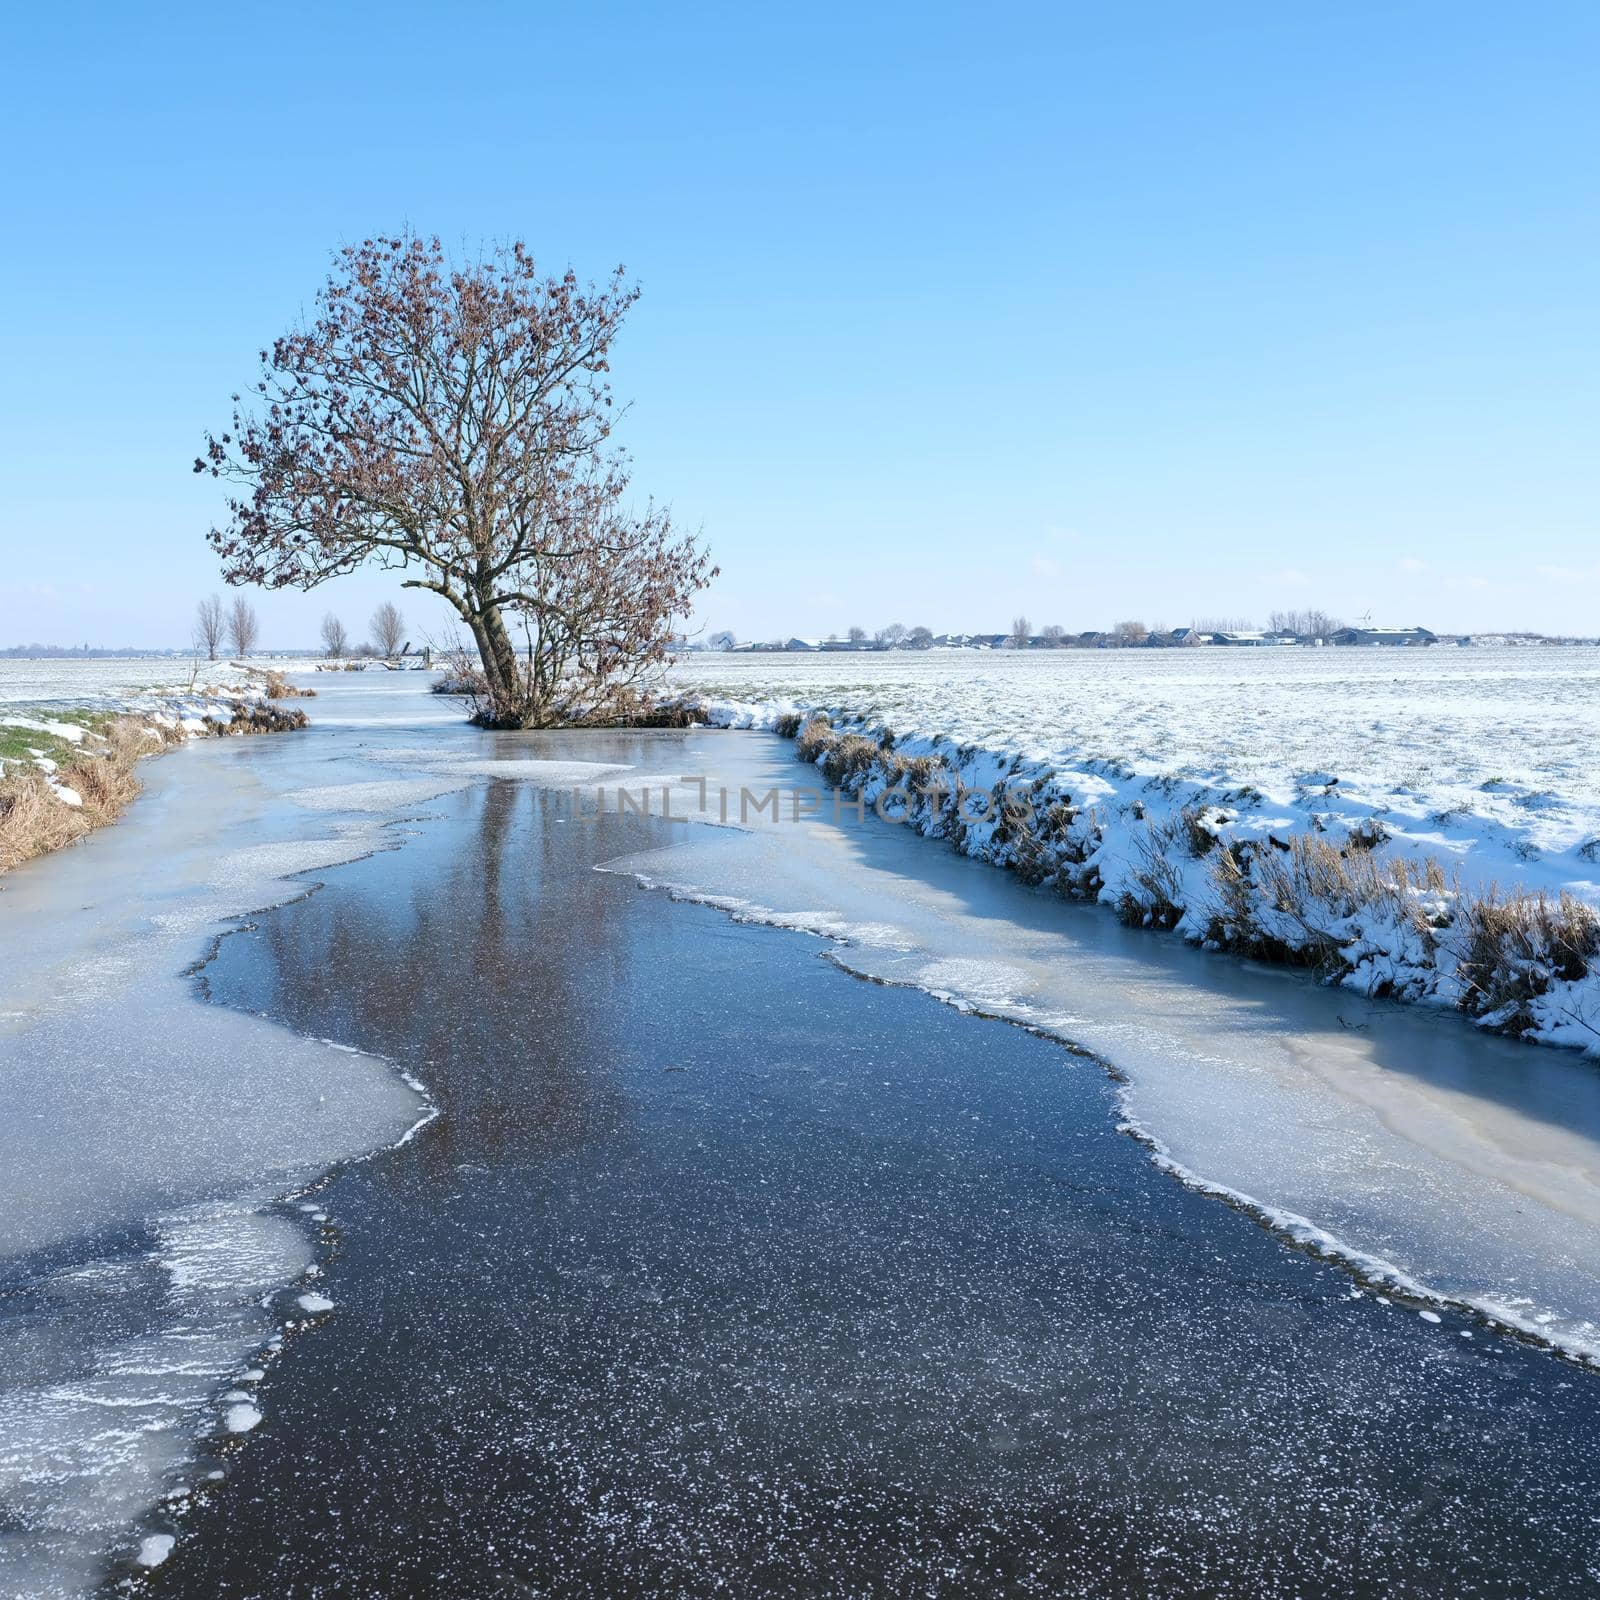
xmin=1396 ymin=557 xmax=1428 ymax=575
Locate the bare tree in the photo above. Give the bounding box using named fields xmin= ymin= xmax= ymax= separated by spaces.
xmin=907 ymin=625 xmax=934 ymax=648
xmin=226 ymin=595 xmax=260 ymax=657
xmin=320 ymin=612 xmax=350 ymax=658
xmin=1112 ymin=619 xmax=1149 ymax=647
xmin=371 ymin=601 xmax=406 ymax=658
xmin=877 ymin=622 xmax=907 ymax=647
xmin=1010 ymin=615 xmax=1032 ymax=649
xmin=194 ymin=594 xmax=225 ymax=660
xmin=197 ymin=233 xmax=715 ymax=727
xmin=1193 ymin=616 xmax=1255 ymax=634
xmin=847 ymin=625 xmax=867 ymax=644
xmin=1041 ymin=623 xmax=1067 ymax=647
xmin=1268 ymin=607 xmax=1343 ymax=642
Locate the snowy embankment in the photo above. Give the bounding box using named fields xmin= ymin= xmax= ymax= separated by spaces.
xmin=0 ymin=670 xmax=309 ymax=872
xmin=682 ymin=671 xmax=1600 ymax=1056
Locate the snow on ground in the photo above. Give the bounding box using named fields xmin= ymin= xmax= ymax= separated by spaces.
xmin=0 ymin=714 xmax=89 ymax=743
xmin=668 ymin=646 xmax=1600 ymax=1053
xmin=0 ymin=659 xmax=295 ymax=787
xmin=0 ymin=657 xmax=269 ymax=707
xmin=669 ymin=647 xmax=1600 ymax=878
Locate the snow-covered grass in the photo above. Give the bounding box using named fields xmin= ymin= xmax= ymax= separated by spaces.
xmin=667 ymin=647 xmax=1600 ymax=1054
xmin=0 ymin=715 xmax=176 ymax=871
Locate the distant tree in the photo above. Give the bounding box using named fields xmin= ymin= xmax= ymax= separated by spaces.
xmin=847 ymin=625 xmax=867 ymax=644
xmin=878 ymin=622 xmax=907 ymax=646
xmin=1112 ymin=619 xmax=1149 ymax=647
xmin=1041 ymin=623 xmax=1067 ymax=647
xmin=707 ymin=630 xmax=737 ymax=651
xmin=320 ymin=612 xmax=350 ymax=658
xmin=196 ymin=232 xmax=714 ymax=727
xmin=226 ymin=595 xmax=260 ymax=657
xmin=907 ymin=625 xmax=934 ymax=648
xmin=1010 ymin=615 xmax=1032 ymax=649
xmin=1193 ymin=616 xmax=1255 ymax=634
xmin=371 ymin=601 xmax=407 ymax=658
xmin=1267 ymin=607 xmax=1341 ymax=642
xmin=194 ymin=594 xmax=225 ymax=660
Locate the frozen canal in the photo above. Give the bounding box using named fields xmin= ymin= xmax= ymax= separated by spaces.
xmin=2 ymin=677 xmax=1599 ymax=1596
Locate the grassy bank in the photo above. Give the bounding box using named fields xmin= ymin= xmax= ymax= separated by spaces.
xmin=764 ymin=709 xmax=1600 ymax=1054
xmin=0 ymin=701 xmax=309 ymax=877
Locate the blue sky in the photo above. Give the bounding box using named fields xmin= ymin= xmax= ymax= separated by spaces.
xmin=2 ymin=2 xmax=1597 ymax=647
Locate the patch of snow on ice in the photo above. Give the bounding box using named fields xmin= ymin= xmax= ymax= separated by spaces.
xmin=137 ymin=1534 xmax=176 ymax=1567
xmin=223 ymin=1402 xmax=263 ymax=1433
xmin=289 ymin=778 xmax=471 ymax=812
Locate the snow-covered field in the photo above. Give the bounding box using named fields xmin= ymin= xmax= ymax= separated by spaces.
xmin=0 ymin=657 xmax=275 ymax=707
xmin=0 ymin=659 xmax=296 ymax=794
xmin=670 ymin=646 xmax=1600 ymax=1051
xmin=670 ymin=647 xmax=1600 ymax=876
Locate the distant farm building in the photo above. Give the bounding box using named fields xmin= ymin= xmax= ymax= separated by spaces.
xmin=1331 ymin=626 xmax=1438 ymax=647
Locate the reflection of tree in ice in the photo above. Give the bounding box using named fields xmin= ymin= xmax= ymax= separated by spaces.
xmin=237 ymin=772 xmax=664 ymax=1186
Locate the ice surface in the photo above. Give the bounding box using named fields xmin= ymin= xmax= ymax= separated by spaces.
xmin=0 ymin=1201 xmax=309 ymax=1599
xmin=288 ymin=778 xmax=472 ymax=812
xmin=599 ymin=731 xmax=1600 ymax=1366
xmin=0 ymin=681 xmax=448 ymax=1597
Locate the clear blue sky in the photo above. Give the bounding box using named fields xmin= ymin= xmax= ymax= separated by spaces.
xmin=2 ymin=2 xmax=1597 ymax=647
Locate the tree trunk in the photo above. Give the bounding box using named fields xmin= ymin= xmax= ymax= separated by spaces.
xmin=460 ymin=597 xmax=529 ymax=727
